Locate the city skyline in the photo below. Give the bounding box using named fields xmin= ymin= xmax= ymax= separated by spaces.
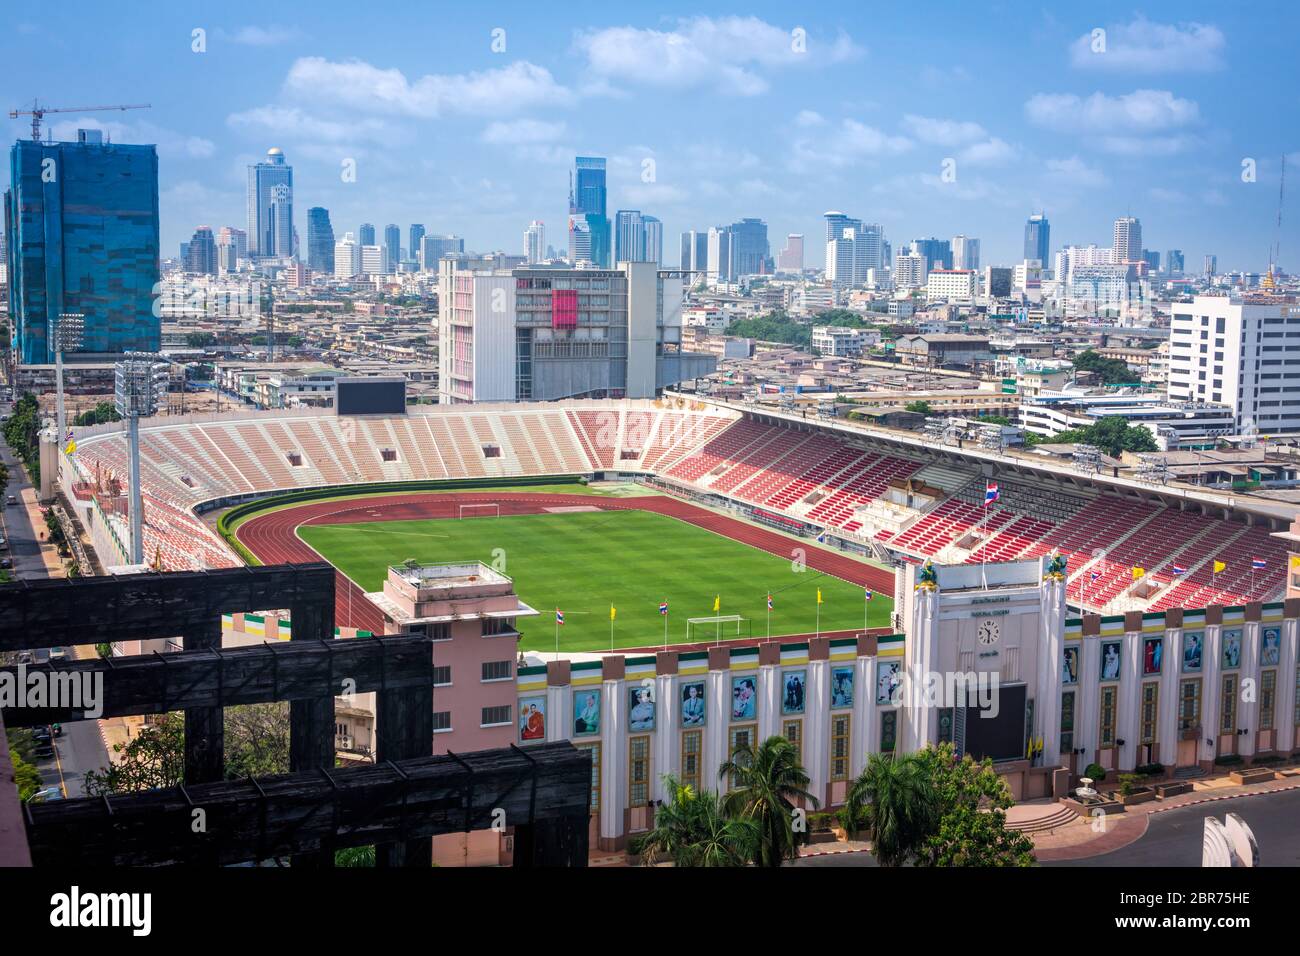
xmin=3 ymin=2 xmax=1296 ymax=272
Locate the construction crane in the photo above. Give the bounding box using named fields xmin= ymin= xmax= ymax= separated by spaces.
xmin=8 ymin=101 xmax=150 ymax=143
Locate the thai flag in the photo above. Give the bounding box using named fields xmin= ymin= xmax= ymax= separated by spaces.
xmin=555 ymin=608 xmax=565 ymax=625
xmin=1172 ymin=564 xmax=1187 ymax=575
xmin=816 ymin=532 xmax=826 ymax=544
xmin=766 ymin=594 xmax=773 ymax=611
xmin=659 ymin=601 xmax=669 ymax=616
xmin=1252 ymin=558 xmax=1267 ymax=570
xmin=1089 ymin=569 xmax=1100 ymax=582
xmin=984 ymin=482 xmax=999 ymax=506
xmin=864 ymin=588 xmax=873 ymax=602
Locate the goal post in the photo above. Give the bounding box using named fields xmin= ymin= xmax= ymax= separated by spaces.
xmin=685 ymin=615 xmax=751 ymax=645
xmin=457 ymin=503 xmax=501 ymax=519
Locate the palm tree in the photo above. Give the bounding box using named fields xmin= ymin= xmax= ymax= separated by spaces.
xmin=844 ymin=752 xmax=938 ymax=866
xmin=719 ymin=735 xmax=819 ymax=868
xmin=639 ymin=776 xmax=758 ymax=867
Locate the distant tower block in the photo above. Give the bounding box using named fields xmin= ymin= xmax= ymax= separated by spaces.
xmin=1202 ymin=813 xmax=1259 ymax=867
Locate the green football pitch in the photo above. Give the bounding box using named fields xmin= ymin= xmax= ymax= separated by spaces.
xmin=298 ymin=510 xmax=893 ymax=653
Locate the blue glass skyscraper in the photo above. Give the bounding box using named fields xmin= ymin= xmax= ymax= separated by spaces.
xmin=569 ymin=156 xmax=610 ymax=267
xmin=5 ymin=130 xmax=161 ymax=364
xmin=1024 ymin=213 xmax=1050 ymax=264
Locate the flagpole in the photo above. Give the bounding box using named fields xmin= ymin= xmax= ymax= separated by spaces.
xmin=663 ymin=606 xmax=668 ymax=652
xmin=610 ymin=605 xmax=615 ymax=653
xmin=766 ymin=590 xmax=771 ymax=640
xmin=554 ymin=614 xmax=559 ymax=662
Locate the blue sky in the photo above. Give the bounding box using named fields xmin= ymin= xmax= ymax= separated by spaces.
xmin=4 ymin=1 xmax=1296 ymax=271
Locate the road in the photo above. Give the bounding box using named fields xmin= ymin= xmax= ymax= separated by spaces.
xmin=0 ymin=434 xmax=48 ymax=580
xmin=1047 ymin=788 xmax=1300 ymax=867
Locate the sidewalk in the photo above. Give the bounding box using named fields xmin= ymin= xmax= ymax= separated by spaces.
xmin=18 ymin=485 xmax=65 ymax=577
xmin=1032 ymin=768 xmax=1300 ymax=861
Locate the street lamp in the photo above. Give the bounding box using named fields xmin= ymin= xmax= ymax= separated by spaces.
xmin=53 ymin=312 xmax=84 ymax=451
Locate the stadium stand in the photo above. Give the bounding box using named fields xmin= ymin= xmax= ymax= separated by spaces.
xmin=65 ymin=401 xmax=1293 ymax=610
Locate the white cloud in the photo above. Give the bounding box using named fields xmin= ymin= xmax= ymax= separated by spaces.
xmin=1044 ymin=156 xmax=1109 ymax=188
xmin=1148 ymin=186 xmax=1187 ymax=203
xmin=795 ymin=110 xmax=826 ymax=127
xmin=481 ymin=119 xmax=566 ymax=145
xmin=1069 ymin=16 xmax=1226 ymax=73
xmin=1024 ymin=89 xmax=1198 ymax=132
xmin=226 ymin=105 xmax=384 ymax=143
xmin=790 ymin=119 xmax=911 ymax=173
xmin=574 ymin=17 xmax=860 ymax=96
xmin=1097 ymin=134 xmax=1197 ymax=157
xmin=226 ymin=25 xmax=301 ymax=47
xmin=282 ymin=57 xmax=572 ymax=117
xmin=48 ymin=118 xmax=215 ymax=158
xmin=901 ymin=114 xmax=987 ymax=146
xmin=958 ymin=137 xmax=1017 ymax=166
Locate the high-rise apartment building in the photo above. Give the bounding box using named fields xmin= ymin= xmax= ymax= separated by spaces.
xmin=642 ymin=216 xmax=662 ymax=266
xmin=679 ymin=230 xmax=709 ymax=274
xmin=707 ymin=226 xmax=732 ymax=283
xmin=525 ymin=220 xmax=546 ymax=264
xmin=1168 ymin=294 xmax=1300 ymax=431
xmin=384 ymin=224 xmax=401 ymax=272
xmin=727 ymin=218 xmax=770 ymax=277
xmin=358 ymin=223 xmax=376 ymax=247
xmin=186 ymin=226 xmax=218 ymax=275
xmin=614 ymin=210 xmax=647 ymax=263
xmin=911 ymin=238 xmax=953 ymax=272
xmin=5 ymin=129 xmax=160 ymax=363
xmin=951 ymin=235 xmax=980 ymax=271
xmin=568 ymin=156 xmax=610 ymax=267
xmin=361 ymin=245 xmax=385 ymax=275
xmin=409 ymin=224 xmax=425 ymax=266
xmin=824 ymin=212 xmax=884 ymax=288
xmin=777 ymin=234 xmax=805 ymax=272
xmin=334 ymin=232 xmax=361 ymax=279
xmin=246 ymin=147 xmax=293 ymax=259
xmin=420 ymin=234 xmax=465 ymax=270
xmin=1113 ymin=216 xmax=1142 ymax=264
xmin=306 ymin=208 xmax=334 ymax=274
xmin=1024 ymin=213 xmax=1050 ymax=265
xmin=1166 ymin=249 xmax=1185 ymax=275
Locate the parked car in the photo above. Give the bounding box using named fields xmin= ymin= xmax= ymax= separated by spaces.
xmin=32 ymin=743 xmax=55 ymax=759
xmin=5 ymin=495 xmax=16 ymax=506
xmin=29 ymin=787 xmax=64 ymax=803
xmin=0 ymin=558 xmax=12 ymax=569
xmin=49 ymin=647 xmax=67 ymax=662
xmin=32 ymin=726 xmax=52 ymax=743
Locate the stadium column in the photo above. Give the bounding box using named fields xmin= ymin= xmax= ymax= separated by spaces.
xmin=1036 ymin=577 xmax=1066 ymax=768
xmin=1156 ymin=612 xmax=1183 ymax=768
xmin=289 ymin=593 xmax=336 ymax=867
xmin=1200 ymin=607 xmax=1224 ymax=772
xmin=1277 ymin=600 xmax=1300 ymax=755
xmin=183 ymin=613 xmax=224 ymax=785
xmin=1237 ymin=607 xmax=1262 ymax=762
xmin=1118 ymin=615 xmax=1143 ymax=772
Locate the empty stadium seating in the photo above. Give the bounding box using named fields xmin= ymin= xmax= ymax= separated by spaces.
xmin=66 ymin=402 xmax=1293 ymax=609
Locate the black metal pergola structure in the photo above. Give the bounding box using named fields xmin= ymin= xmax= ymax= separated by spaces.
xmin=0 ymin=564 xmax=590 ymax=867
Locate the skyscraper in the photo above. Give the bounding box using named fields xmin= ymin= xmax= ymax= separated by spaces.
xmin=384 ymin=224 xmax=401 ymax=272
xmin=1204 ymin=254 xmax=1217 ymax=277
xmin=1166 ymin=249 xmax=1184 ymax=275
xmin=420 ymin=234 xmax=465 ymax=270
xmin=728 ymin=218 xmax=770 ymax=277
xmin=951 ymin=235 xmax=980 ymax=271
xmin=246 ymin=147 xmax=293 ymax=259
xmin=911 ymin=238 xmax=953 ymax=272
xmin=215 ymin=226 xmax=245 ymax=274
xmin=306 ymin=208 xmax=334 ymax=273
xmin=642 ymin=216 xmax=662 ymax=266
xmin=614 ymin=210 xmax=646 ymax=263
xmin=409 ymin=224 xmax=425 ymax=266
xmin=525 ymin=220 xmax=546 ymax=264
xmin=1113 ymin=216 xmax=1142 ymax=264
xmin=358 ymin=223 xmax=376 ymax=247
xmin=824 ymin=212 xmax=885 ymax=287
xmin=707 ymin=226 xmax=732 ymax=283
xmin=679 ymin=230 xmax=708 ymax=273
xmin=569 ymin=156 xmax=610 ymax=267
xmin=5 ymin=129 xmax=160 ymax=363
xmin=1024 ymin=213 xmax=1050 ymax=265
xmin=777 ymin=234 xmax=805 ymax=272
xmin=334 ymin=232 xmax=360 ymax=278
xmin=186 ymin=226 xmax=217 ymax=275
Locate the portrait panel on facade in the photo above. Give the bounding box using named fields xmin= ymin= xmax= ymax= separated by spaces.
xmin=628 ymin=684 xmax=656 ymax=731
xmin=831 ymin=666 xmax=855 ymax=709
xmin=1062 ymin=645 xmax=1079 ymax=685
xmin=1100 ymin=641 xmax=1122 ymax=682
xmin=680 ymin=681 xmax=706 ymax=727
xmin=1221 ymin=629 xmax=1242 ymax=670
xmin=731 ymin=675 xmax=757 ymax=721
xmin=1262 ymin=627 xmax=1281 ymax=667
xmin=1182 ymin=630 xmax=1203 ymax=672
xmin=876 ymin=661 xmax=901 ymax=705
xmin=782 ymin=669 xmax=806 ymax=715
xmin=519 ymin=695 xmax=546 ymax=743
xmin=572 ymin=688 xmax=601 ymax=737
xmin=1143 ymin=637 xmax=1163 ymax=676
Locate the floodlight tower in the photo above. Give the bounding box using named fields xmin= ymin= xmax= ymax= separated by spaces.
xmin=114 ymin=354 xmax=168 ymax=565
xmin=53 ymin=312 xmax=85 ymax=451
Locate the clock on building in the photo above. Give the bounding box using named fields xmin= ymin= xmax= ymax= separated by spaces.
xmin=977 ymin=619 xmax=1000 ymax=645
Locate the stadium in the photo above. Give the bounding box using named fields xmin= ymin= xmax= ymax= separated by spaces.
xmin=45 ymin=392 xmax=1300 ymax=854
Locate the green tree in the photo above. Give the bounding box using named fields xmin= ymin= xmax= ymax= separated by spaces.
xmin=335 ymin=845 xmax=376 ymax=867
xmin=1037 ymin=415 xmax=1158 ymax=458
xmin=73 ymin=401 xmax=121 ymax=427
xmin=7 ymin=730 xmax=42 ymax=801
xmin=1072 ymin=349 xmax=1135 ymax=385
xmin=724 ymin=311 xmax=812 ymax=349
xmin=639 ymin=776 xmax=759 ymax=867
xmin=3 ymin=393 xmax=42 ymax=484
xmin=844 ymin=752 xmax=938 ymax=866
xmin=223 ymin=702 xmax=291 ymax=778
xmin=904 ymin=400 xmax=934 ymax=415
xmin=84 ymin=712 xmax=185 ymax=795
xmin=185 ymin=332 xmax=217 ymax=348
xmin=718 ymin=735 xmax=819 ymax=867
xmin=912 ymin=744 xmax=1036 ymax=867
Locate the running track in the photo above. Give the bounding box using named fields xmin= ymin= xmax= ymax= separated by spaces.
xmin=234 ymin=491 xmax=896 ymax=639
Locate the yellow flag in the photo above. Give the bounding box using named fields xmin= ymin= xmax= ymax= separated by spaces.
xmin=1132 ymin=567 xmax=1145 ymax=580
xmin=817 ymin=588 xmax=823 ymax=605
xmin=1213 ymin=560 xmax=1226 ymax=574
xmin=65 ymin=440 xmax=76 ymax=455
xmin=610 ymin=604 xmax=616 ymax=621
xmin=713 ymin=595 xmax=720 ymax=612
xmin=1289 ymin=556 xmax=1300 ymax=569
